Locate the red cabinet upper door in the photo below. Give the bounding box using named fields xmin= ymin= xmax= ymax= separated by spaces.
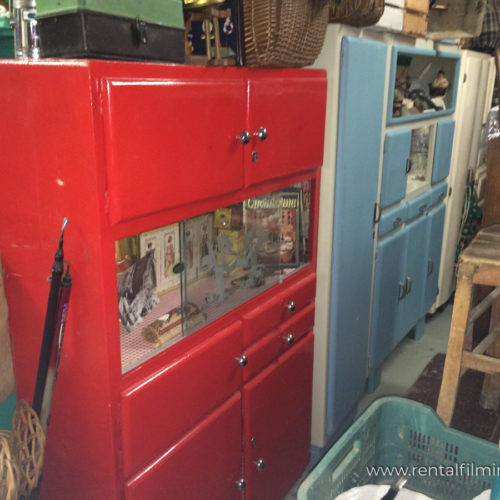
xmin=101 ymin=73 xmax=246 ymax=224
xmin=125 ymin=393 xmax=243 ymax=500
xmin=244 ymin=71 xmax=326 ymax=187
xmin=243 ymin=333 xmax=314 ymax=500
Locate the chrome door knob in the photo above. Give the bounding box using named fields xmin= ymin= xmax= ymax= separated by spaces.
xmin=239 ymin=131 xmax=251 ymax=145
xmin=236 ymin=478 xmax=247 ymax=491
xmin=254 ymin=127 xmax=268 ymax=141
xmin=283 ymin=333 xmax=295 ymax=346
xmin=287 ymin=301 xmax=296 ymax=313
xmin=255 ymin=458 xmax=265 ymax=471
xmin=236 ymin=354 xmax=248 ymax=367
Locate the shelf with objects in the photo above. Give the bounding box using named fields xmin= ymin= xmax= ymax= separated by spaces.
xmin=0 ymin=60 xmax=326 ymax=500
xmin=310 ymin=23 xmax=465 ymax=453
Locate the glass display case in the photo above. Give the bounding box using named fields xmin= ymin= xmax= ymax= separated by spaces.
xmin=388 ymin=46 xmax=460 ymax=125
xmin=116 ymin=181 xmax=313 ymax=372
xmin=406 ymin=124 xmax=435 ymax=195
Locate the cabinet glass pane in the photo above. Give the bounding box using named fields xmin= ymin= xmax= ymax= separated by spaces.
xmin=116 ymin=181 xmax=313 ymax=373
xmin=392 ymin=52 xmax=457 ymax=119
xmin=407 ymin=125 xmax=435 ymax=196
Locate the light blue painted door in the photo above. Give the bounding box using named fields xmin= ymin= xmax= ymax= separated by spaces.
xmin=380 ymin=129 xmax=411 ymax=209
xmin=399 ymin=215 xmax=430 ymax=338
xmin=327 ymin=36 xmax=387 ymax=438
xmin=369 ymin=228 xmax=407 ymax=371
xmin=432 ymin=119 xmax=455 ymax=184
xmin=423 ymin=203 xmax=446 ymax=314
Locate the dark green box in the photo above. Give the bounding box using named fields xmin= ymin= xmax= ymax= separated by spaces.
xmin=0 ymin=18 xmax=14 ymax=58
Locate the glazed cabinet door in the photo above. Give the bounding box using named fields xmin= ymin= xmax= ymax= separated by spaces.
xmin=243 ymin=333 xmax=314 ymax=500
xmin=101 ymin=73 xmax=246 ymax=224
xmin=244 ymin=73 xmax=326 ymax=187
xmin=124 ymin=393 xmax=243 ymax=500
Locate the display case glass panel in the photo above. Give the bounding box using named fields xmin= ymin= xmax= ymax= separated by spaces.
xmin=389 ymin=47 xmax=459 ymax=125
xmin=406 ymin=124 xmax=435 ymax=196
xmin=116 ymin=181 xmax=313 ymax=373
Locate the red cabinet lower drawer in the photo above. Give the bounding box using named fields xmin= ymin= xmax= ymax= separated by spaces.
xmin=242 ymin=273 xmax=316 ymax=347
xmin=120 ymin=322 xmax=243 ymax=477
xmin=125 ymin=393 xmax=242 ymax=500
xmin=243 ymin=303 xmax=314 ymax=382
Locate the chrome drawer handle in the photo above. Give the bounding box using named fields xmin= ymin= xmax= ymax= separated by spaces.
xmin=427 ymin=258 xmax=434 ymax=276
xmin=255 ymin=458 xmax=265 ymax=471
xmin=398 ymin=282 xmax=406 ymax=301
xmin=419 ymin=204 xmax=427 ymax=214
xmin=236 ymin=354 xmax=248 ymax=367
xmin=238 ymin=131 xmax=251 ymax=145
xmin=283 ymin=333 xmax=295 ymax=346
xmin=393 ymin=217 xmax=402 ymax=228
xmin=254 ymin=127 xmax=268 ymax=141
xmin=287 ymin=301 xmax=296 ymax=313
xmin=406 ymin=276 xmax=412 ymax=294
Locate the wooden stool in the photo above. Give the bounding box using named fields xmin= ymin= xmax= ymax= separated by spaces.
xmin=437 ymin=224 xmax=500 ymax=425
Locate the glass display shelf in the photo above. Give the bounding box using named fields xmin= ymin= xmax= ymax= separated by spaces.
xmin=115 ymin=181 xmax=313 ymax=373
xmin=406 ymin=124 xmax=435 ymax=197
xmin=388 ymin=46 xmax=460 ymax=125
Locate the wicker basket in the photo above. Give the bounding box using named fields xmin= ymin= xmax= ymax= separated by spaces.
xmin=329 ymin=0 xmax=385 ymax=26
xmin=243 ymin=0 xmax=329 ymax=68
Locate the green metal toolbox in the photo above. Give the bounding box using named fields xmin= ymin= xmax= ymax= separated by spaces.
xmin=0 ymin=17 xmax=14 ymax=58
xmin=36 ymin=0 xmax=185 ymax=62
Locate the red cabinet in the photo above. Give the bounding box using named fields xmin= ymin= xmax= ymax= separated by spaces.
xmin=243 ymin=333 xmax=314 ymax=500
xmin=0 ymin=60 xmax=325 ymax=499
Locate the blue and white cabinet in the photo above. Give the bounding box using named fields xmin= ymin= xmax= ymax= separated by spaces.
xmin=311 ymin=25 xmax=459 ymax=450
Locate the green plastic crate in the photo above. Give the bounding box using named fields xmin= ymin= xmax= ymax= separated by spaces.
xmin=298 ymin=397 xmax=500 ymax=500
xmin=0 ymin=17 xmax=14 ymax=58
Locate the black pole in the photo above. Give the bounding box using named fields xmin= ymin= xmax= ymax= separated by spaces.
xmin=32 ymin=218 xmax=69 ymax=417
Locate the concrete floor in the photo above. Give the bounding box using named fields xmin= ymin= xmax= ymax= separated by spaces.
xmin=285 ymin=303 xmax=454 ymax=499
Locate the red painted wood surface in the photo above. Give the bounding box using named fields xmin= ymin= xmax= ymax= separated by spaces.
xmin=242 ymin=273 xmax=316 ymax=347
xmin=245 ymin=72 xmax=327 ymax=187
xmin=125 ymin=393 xmax=242 ymax=500
xmin=243 ymin=304 xmax=314 ymax=382
xmin=243 ymin=333 xmax=314 ymax=500
xmin=121 ymin=321 xmax=242 ymax=477
xmin=0 ymin=59 xmax=325 ymax=499
xmin=102 ymin=73 xmax=246 ymax=224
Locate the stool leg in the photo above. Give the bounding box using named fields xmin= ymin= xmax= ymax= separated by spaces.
xmin=436 ymin=263 xmax=475 ymax=425
xmin=480 ymin=297 xmax=500 ymax=409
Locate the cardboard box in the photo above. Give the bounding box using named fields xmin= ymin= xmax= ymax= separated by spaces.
xmin=405 ymin=0 xmax=428 ymax=14
xmin=403 ymin=10 xmax=428 ymax=37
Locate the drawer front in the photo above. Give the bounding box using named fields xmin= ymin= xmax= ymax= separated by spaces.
xmin=243 ymin=304 xmax=315 ymax=381
xmin=407 ymin=191 xmax=432 ymax=219
xmin=125 ymin=393 xmax=242 ymax=500
xmin=242 ymin=273 xmax=316 ymax=347
xmin=120 ymin=321 xmax=243 ymax=477
xmin=379 ymin=203 xmax=408 ymax=237
xmin=102 ymin=74 xmax=246 ymax=224
xmin=427 ymin=182 xmax=447 ymax=206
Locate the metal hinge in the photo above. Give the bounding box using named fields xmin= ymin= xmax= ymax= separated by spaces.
xmin=448 ymin=186 xmax=452 ymax=197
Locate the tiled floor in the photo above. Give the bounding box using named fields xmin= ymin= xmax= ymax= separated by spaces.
xmin=285 ymin=303 xmax=454 ymax=499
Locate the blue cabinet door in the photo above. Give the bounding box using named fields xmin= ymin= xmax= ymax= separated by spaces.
xmin=432 ymin=119 xmax=455 ymax=184
xmin=399 ymin=215 xmax=430 ymax=338
xmin=380 ymin=129 xmax=411 ymax=209
xmin=423 ymin=203 xmax=446 ymax=314
xmin=326 ymin=36 xmax=387 ymax=438
xmin=369 ymin=228 xmax=407 ymax=371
